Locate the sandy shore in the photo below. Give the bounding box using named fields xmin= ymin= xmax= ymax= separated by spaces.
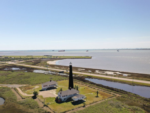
xmin=47 ymin=60 xmax=58 ymax=65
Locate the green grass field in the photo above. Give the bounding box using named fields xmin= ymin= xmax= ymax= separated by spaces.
xmin=35 ymin=80 xmax=112 ymax=113
xmin=0 ymin=71 xmax=67 ymax=85
xmin=75 ymin=98 xmax=145 ymax=113
xmin=0 ymin=87 xmax=45 ymax=113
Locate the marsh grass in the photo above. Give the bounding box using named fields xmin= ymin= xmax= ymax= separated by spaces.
xmin=0 ymin=87 xmax=45 ymax=113
xmin=0 ymin=71 xmax=67 ymax=85
xmin=75 ymin=98 xmax=145 ymax=113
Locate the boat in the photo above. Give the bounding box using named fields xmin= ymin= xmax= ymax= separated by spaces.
xmin=86 ymin=50 xmax=88 ymax=52
xmin=58 ymin=50 xmax=65 ymax=52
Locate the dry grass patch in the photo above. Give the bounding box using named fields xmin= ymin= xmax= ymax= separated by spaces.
xmin=20 ymin=84 xmax=42 ymax=94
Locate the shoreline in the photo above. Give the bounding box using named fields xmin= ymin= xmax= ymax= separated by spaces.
xmin=47 ymin=60 xmax=58 ymax=65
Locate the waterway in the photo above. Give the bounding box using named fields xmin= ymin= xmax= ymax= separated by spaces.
xmin=0 ymin=97 xmax=5 ymax=105
xmin=1 ymin=49 xmax=150 ymax=74
xmin=85 ymin=78 xmax=150 ymax=98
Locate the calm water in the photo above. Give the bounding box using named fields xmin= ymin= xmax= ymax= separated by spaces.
xmin=1 ymin=49 xmax=150 ymax=74
xmin=85 ymin=78 xmax=150 ymax=98
xmin=0 ymin=97 xmax=5 ymax=105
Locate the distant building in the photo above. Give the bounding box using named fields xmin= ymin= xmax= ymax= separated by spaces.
xmin=123 ymin=74 xmax=129 ymax=77
xmin=42 ymin=80 xmax=57 ymax=90
xmin=78 ymin=68 xmax=85 ymax=71
xmin=104 ymin=71 xmax=114 ymax=75
xmin=95 ymin=70 xmax=104 ymax=74
xmin=115 ymin=72 xmax=122 ymax=75
xmin=44 ymin=55 xmax=52 ymax=57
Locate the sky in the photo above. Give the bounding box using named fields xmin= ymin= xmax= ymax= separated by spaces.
xmin=0 ymin=0 xmax=150 ymax=50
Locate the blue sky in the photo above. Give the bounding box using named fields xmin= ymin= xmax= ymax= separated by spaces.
xmin=0 ymin=0 xmax=150 ymax=50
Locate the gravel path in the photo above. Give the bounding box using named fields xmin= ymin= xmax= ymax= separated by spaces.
xmin=16 ymin=87 xmax=33 ymax=96
xmin=0 ymin=84 xmax=26 ymax=88
xmin=35 ymin=98 xmax=53 ymax=113
xmin=11 ymin=88 xmax=23 ymax=101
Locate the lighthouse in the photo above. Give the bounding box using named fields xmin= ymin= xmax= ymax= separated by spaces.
xmin=68 ymin=62 xmax=74 ymax=89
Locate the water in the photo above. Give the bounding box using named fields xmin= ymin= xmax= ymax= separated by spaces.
xmin=85 ymin=78 xmax=150 ymax=98
xmin=4 ymin=67 xmax=26 ymax=71
xmin=33 ymin=70 xmax=48 ymax=73
xmin=3 ymin=67 xmax=58 ymax=74
xmin=0 ymin=97 xmax=5 ymax=105
xmin=1 ymin=49 xmax=150 ymax=74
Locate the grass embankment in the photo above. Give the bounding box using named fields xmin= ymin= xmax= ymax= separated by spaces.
xmin=80 ymin=74 xmax=150 ymax=87
xmin=0 ymin=87 xmax=45 ymax=113
xmin=0 ymin=56 xmax=91 ymax=61
xmin=36 ymin=80 xmax=112 ymax=113
xmin=75 ymin=98 xmax=145 ymax=113
xmin=8 ymin=56 xmax=91 ymax=59
xmin=0 ymin=71 xmax=67 ymax=85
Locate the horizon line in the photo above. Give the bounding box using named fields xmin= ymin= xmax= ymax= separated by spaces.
xmin=0 ymin=48 xmax=150 ymax=51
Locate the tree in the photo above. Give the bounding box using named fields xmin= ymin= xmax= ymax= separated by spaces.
xmin=33 ymin=91 xmax=38 ymax=98
xmin=83 ymin=102 xmax=86 ymax=107
xmin=96 ymin=90 xmax=99 ymax=97
xmin=76 ymin=86 xmax=78 ymax=91
xmin=59 ymin=88 xmax=62 ymax=92
xmin=75 ymin=85 xmax=77 ymax=90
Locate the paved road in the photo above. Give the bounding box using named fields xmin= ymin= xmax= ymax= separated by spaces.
xmin=7 ymin=62 xmax=150 ymax=85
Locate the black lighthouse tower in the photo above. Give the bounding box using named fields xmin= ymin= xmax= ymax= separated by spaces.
xmin=68 ymin=62 xmax=74 ymax=89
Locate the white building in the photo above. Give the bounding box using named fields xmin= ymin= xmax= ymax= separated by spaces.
xmin=57 ymin=89 xmax=85 ymax=102
xmin=42 ymin=80 xmax=57 ymax=90
xmin=78 ymin=68 xmax=85 ymax=71
xmin=104 ymin=71 xmax=114 ymax=75
xmin=115 ymin=72 xmax=122 ymax=75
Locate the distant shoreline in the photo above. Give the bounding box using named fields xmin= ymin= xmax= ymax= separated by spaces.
xmin=0 ymin=48 xmax=150 ymax=51
xmin=47 ymin=60 xmax=58 ymax=65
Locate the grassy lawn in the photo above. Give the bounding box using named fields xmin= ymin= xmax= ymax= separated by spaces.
xmin=0 ymin=71 xmax=67 ymax=85
xmin=75 ymin=98 xmax=145 ymax=113
xmin=36 ymin=80 xmax=112 ymax=113
xmin=0 ymin=87 xmax=45 ymax=113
